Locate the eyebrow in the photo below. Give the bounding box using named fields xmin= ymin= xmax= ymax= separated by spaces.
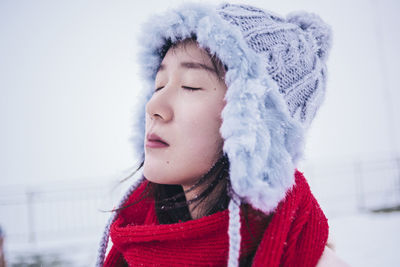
xmin=158 ymin=61 xmax=217 ymax=75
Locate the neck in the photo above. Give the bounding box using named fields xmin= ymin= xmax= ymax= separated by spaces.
xmin=182 ymin=169 xmax=228 ymax=220
xmin=182 ymin=184 xmax=203 ymax=219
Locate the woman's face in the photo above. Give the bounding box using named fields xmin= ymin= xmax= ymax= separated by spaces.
xmin=143 ymin=42 xmax=227 ymax=189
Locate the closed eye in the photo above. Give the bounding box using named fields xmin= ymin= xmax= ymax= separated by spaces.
xmin=154 ymin=86 xmax=202 ymax=92
xmin=182 ymin=86 xmax=202 ymax=91
xmin=155 ymin=86 xmax=164 ymax=92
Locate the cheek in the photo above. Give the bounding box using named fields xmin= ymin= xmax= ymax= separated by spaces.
xmin=190 ymin=115 xmax=222 ymax=147
xmin=180 ymin=103 xmax=224 ymax=160
xmin=172 ymin=119 xmax=222 ymax=185
xmin=143 ymin=97 xmax=225 ymax=186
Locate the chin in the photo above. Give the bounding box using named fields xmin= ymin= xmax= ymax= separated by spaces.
xmin=143 ymin=164 xmax=174 ymax=185
xmin=143 ymin=165 xmax=199 ymax=187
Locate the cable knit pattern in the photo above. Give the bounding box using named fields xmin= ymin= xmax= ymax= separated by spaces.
xmin=218 ymin=4 xmax=331 ymax=127
xmin=103 ymin=171 xmax=328 ymax=266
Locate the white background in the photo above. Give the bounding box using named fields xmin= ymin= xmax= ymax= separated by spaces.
xmin=1 ymin=0 xmax=399 ymax=187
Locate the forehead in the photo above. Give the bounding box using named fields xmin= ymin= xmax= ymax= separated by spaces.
xmin=158 ymin=42 xmax=215 ymax=72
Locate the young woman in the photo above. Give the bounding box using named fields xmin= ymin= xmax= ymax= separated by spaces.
xmin=97 ymin=3 xmax=347 ymax=266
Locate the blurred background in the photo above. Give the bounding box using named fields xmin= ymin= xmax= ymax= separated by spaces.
xmin=0 ymin=0 xmax=399 ymax=266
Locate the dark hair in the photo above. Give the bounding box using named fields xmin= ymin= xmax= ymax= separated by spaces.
xmin=152 ymin=154 xmax=230 ymax=224
xmin=118 ymin=154 xmax=231 ymax=224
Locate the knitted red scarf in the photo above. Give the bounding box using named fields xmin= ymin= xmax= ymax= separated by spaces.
xmin=104 ymin=171 xmax=328 ymax=267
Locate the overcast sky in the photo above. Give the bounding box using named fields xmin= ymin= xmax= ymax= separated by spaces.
xmin=0 ymin=0 xmax=399 ymax=187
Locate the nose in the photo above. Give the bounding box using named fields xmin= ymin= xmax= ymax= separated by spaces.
xmin=145 ymin=86 xmax=174 ymax=123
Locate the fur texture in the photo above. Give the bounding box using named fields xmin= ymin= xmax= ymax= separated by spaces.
xmin=132 ymin=3 xmax=305 ymax=214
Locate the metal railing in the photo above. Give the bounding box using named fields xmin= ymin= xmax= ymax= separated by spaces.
xmin=0 ymin=182 xmax=117 ymax=245
xmin=304 ymin=156 xmax=400 ymax=217
xmin=1 ymin=156 xmax=399 ymax=244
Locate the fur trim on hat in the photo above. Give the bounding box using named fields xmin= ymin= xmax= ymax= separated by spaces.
xmin=132 ymin=2 xmax=305 ymax=214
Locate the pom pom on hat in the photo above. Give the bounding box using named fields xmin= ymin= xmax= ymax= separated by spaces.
xmin=287 ymin=11 xmax=332 ymax=60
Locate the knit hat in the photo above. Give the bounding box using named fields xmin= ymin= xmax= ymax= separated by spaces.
xmin=97 ymin=2 xmax=331 ymax=266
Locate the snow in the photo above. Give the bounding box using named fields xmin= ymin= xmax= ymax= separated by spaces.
xmin=329 ymin=212 xmax=400 ymax=267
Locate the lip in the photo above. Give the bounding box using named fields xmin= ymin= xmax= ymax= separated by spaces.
xmin=146 ymin=133 xmax=169 ymax=148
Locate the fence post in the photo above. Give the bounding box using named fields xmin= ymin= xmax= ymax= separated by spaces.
xmin=397 ymin=156 xmax=400 ymax=203
xmin=354 ymin=161 xmax=365 ymax=211
xmin=26 ymin=190 xmax=36 ymax=244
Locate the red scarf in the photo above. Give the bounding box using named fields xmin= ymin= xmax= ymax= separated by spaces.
xmin=104 ymin=171 xmax=328 ymax=266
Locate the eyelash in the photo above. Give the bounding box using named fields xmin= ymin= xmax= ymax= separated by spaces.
xmin=155 ymin=86 xmax=202 ymax=92
xmin=182 ymin=86 xmax=201 ymax=91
